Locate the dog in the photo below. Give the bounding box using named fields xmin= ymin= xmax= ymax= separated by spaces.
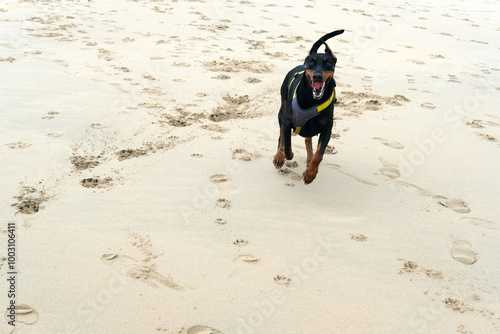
xmin=273 ymin=30 xmax=344 ymax=184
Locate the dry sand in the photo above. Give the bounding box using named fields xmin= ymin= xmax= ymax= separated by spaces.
xmin=1 ymin=0 xmax=499 ymax=333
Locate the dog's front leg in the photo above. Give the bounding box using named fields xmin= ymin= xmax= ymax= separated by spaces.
xmin=303 ymin=129 xmax=330 ymax=184
xmin=305 ymin=137 xmax=313 ymax=165
xmin=274 ymin=125 xmax=294 ymax=167
xmin=283 ymin=124 xmax=294 ymax=161
xmin=273 ymin=128 xmax=286 ymax=168
xmin=273 ymin=125 xmax=294 ymax=168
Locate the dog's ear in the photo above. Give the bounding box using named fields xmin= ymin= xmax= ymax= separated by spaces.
xmin=309 ymin=29 xmax=344 ymax=56
xmin=324 ymin=43 xmax=336 ymax=59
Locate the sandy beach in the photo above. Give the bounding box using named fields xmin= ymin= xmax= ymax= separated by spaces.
xmin=1 ymin=0 xmax=499 ymax=333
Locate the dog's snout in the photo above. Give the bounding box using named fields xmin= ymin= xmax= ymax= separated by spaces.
xmin=313 ymin=72 xmax=323 ymax=82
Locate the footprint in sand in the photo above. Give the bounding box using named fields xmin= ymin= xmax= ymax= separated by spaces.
xmin=373 ymin=137 xmax=404 ymax=149
xmin=398 ymin=259 xmax=444 ymax=279
xmin=274 ymin=275 xmax=291 ymax=286
xmin=201 ymin=124 xmax=229 ymax=133
xmin=172 ymin=62 xmax=191 ymax=68
xmin=462 ymin=217 xmax=497 ymax=230
xmin=71 ymin=155 xmax=100 ymax=171
xmin=101 ymin=253 xmax=184 ymax=291
xmin=439 ymin=198 xmax=470 ymax=213
xmin=324 ymin=145 xmax=337 ymax=155
xmin=80 ymin=177 xmax=113 ymax=189
xmin=116 ymin=148 xmax=148 ymax=161
xmin=89 ymin=123 xmax=107 ymax=129
xmin=234 ymin=254 xmax=259 ymax=265
xmin=215 ymin=218 xmax=227 ymax=225
xmin=443 ymin=298 xmax=474 ymax=313
xmin=408 ymin=59 xmax=426 ymax=65
xmin=421 ymin=102 xmax=436 ymax=110
xmin=278 ymin=167 xmax=303 ymax=181
xmin=380 ymin=167 xmax=400 ymax=179
xmin=233 ymin=239 xmax=249 ymax=247
xmin=448 ymin=74 xmax=461 ymax=83
xmin=213 ymin=74 xmax=231 ymax=80
xmin=186 ymin=325 xmax=224 ymax=334
xmin=350 ymin=233 xmax=368 ymax=242
xmin=232 ymin=148 xmax=261 ymax=161
xmin=474 ymin=132 xmax=498 ymax=143
xmin=0 ymin=56 xmax=16 ymax=62
xmin=246 ymin=77 xmax=261 ymax=83
xmin=450 ymin=239 xmax=477 ymax=265
xmin=42 ymin=111 xmax=59 ymax=119
xmin=229 ymin=255 xmax=260 ymax=283
xmin=210 ymin=174 xmax=234 ymax=194
xmin=210 ymin=174 xmax=231 ymax=184
xmin=285 ymin=161 xmax=299 ymax=168
xmin=379 ymin=157 xmax=401 ymax=179
xmin=47 ymin=132 xmax=63 ymax=138
xmin=5 ymin=141 xmax=31 ymax=149
xmin=215 ymin=198 xmax=231 ymax=209
xmin=465 ymin=120 xmax=484 ymax=129
xmin=4 ymin=304 xmax=39 ymax=325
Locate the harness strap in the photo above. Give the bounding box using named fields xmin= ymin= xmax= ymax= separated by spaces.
xmin=288 ymin=70 xmax=304 ymax=90
xmin=292 ymin=82 xmax=335 ymax=111
xmin=292 ymin=80 xmax=336 ymax=134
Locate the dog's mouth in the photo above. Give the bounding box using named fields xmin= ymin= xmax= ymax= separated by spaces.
xmin=311 ymin=81 xmax=326 ymax=100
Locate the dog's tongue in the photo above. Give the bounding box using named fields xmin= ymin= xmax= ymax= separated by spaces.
xmin=312 ymin=82 xmax=324 ymax=90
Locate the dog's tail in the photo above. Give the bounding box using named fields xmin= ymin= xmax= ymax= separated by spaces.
xmin=309 ymin=29 xmax=344 ymax=55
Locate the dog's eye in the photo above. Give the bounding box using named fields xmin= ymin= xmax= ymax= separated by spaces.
xmin=325 ymin=62 xmax=333 ymax=69
xmin=307 ymin=61 xmax=315 ymax=68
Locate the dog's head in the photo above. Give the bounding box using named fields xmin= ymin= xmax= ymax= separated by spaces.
xmin=304 ymin=30 xmax=344 ymax=100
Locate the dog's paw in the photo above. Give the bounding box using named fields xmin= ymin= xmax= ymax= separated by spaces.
xmin=273 ymin=151 xmax=285 ymax=168
xmin=285 ymin=151 xmax=294 ymax=161
xmin=302 ymin=167 xmax=318 ymax=184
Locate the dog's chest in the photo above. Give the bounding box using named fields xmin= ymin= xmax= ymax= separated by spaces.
xmin=290 ymin=86 xmax=334 ymax=134
xmin=291 ymin=98 xmax=323 ymax=131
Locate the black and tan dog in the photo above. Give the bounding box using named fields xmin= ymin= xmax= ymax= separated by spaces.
xmin=273 ymin=30 xmax=344 ymax=184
